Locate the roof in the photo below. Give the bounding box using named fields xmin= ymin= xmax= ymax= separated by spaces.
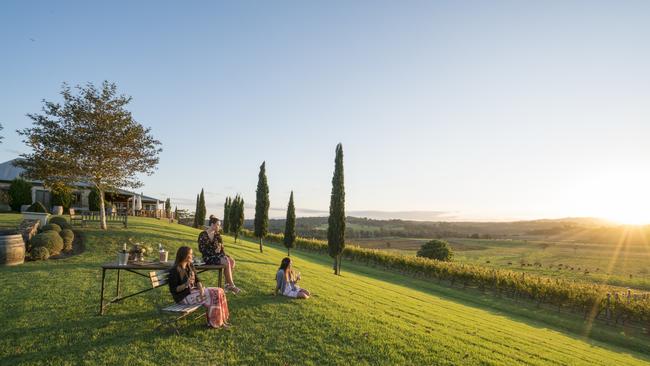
xmin=0 ymin=159 xmax=29 ymax=182
xmin=0 ymin=159 xmax=161 ymax=202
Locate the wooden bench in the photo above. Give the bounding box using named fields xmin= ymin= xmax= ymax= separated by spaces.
xmin=149 ymin=270 xmax=203 ymax=335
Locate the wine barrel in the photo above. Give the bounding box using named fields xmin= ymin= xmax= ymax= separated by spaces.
xmin=0 ymin=230 xmax=25 ymax=266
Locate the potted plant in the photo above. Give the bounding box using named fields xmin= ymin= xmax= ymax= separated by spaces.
xmin=22 ymin=202 xmax=50 ymax=226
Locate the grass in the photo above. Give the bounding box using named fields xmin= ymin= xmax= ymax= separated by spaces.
xmin=1 ymin=214 xmax=649 ymax=365
xmin=352 ymin=236 xmax=650 ymax=291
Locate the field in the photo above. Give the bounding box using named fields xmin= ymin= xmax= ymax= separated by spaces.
xmin=1 ymin=214 xmax=649 ymax=365
xmin=351 ymin=236 xmax=650 ymax=291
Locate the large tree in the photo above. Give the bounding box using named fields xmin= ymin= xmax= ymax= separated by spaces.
xmin=327 ymin=143 xmax=345 ymax=275
xmin=222 ymin=196 xmax=231 ymax=233
xmin=254 ymin=161 xmax=270 ymax=253
xmin=283 ymin=191 xmax=296 ymax=256
xmin=16 ymin=81 xmax=161 ymax=229
xmin=197 ymin=188 xmax=207 ymax=228
xmin=230 ymin=195 xmax=245 ymax=242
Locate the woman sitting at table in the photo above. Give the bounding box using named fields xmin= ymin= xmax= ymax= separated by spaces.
xmin=168 ymin=246 xmax=230 ymax=328
xmin=198 ymin=216 xmax=241 ymax=294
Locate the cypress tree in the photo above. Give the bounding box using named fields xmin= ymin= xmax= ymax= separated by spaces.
xmin=222 ymin=197 xmax=231 ymax=234
xmin=174 ymin=206 xmax=178 ymax=223
xmin=283 ymin=191 xmax=296 ymax=256
xmin=230 ymin=195 xmax=245 ymax=242
xmin=229 ymin=196 xmax=238 ymax=235
xmin=198 ymin=188 xmax=207 ymax=228
xmin=165 ymin=198 xmax=171 ymax=218
xmin=327 ymin=143 xmax=345 ymax=275
xmin=193 ymin=194 xmax=199 ymax=228
xmin=254 ymin=161 xmax=270 ymax=253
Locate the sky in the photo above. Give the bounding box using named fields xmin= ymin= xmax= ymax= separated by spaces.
xmin=1 ymin=1 xmax=649 ymax=223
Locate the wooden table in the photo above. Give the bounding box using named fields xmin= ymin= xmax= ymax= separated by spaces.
xmin=99 ymin=261 xmax=224 ymax=315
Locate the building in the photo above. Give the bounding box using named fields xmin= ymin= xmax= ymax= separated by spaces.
xmin=0 ymin=159 xmax=163 ymax=216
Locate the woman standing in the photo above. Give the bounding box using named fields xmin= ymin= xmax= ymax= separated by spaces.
xmin=198 ymin=216 xmax=241 ymax=294
xmin=168 ymin=246 xmax=230 ymax=328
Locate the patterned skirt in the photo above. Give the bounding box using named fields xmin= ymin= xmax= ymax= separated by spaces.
xmin=182 ymin=287 xmax=230 ymax=328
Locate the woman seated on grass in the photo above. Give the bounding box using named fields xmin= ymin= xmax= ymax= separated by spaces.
xmin=168 ymin=246 xmax=230 ymax=328
xmin=198 ymin=216 xmax=241 ymax=294
xmin=275 ymin=257 xmax=310 ymax=299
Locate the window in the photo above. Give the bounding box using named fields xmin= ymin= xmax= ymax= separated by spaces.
xmin=71 ymin=192 xmax=82 ymax=206
xmin=34 ymin=190 xmax=51 ymax=209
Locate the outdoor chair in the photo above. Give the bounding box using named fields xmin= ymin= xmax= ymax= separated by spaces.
xmin=69 ymin=208 xmax=83 ymax=226
xmin=149 ymin=270 xmax=203 ymax=335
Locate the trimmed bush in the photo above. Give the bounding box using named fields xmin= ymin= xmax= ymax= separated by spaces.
xmin=8 ymin=178 xmax=32 ymax=212
xmin=417 ymin=239 xmax=453 ymax=261
xmin=27 ymin=202 xmax=48 ymax=213
xmin=30 ymin=231 xmax=64 ymax=256
xmin=49 ymin=216 xmax=72 ymax=230
xmin=42 ymin=223 xmax=62 ymax=233
xmin=60 ymin=229 xmax=74 ymax=252
xmin=30 ymin=246 xmax=50 ymax=261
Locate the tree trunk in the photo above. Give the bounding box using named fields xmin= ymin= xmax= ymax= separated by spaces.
xmin=259 ymin=237 xmax=263 ymax=253
xmin=337 ymin=254 xmax=342 ymax=275
xmin=333 ymin=257 xmax=337 ymax=274
xmin=98 ymin=188 xmax=107 ymax=230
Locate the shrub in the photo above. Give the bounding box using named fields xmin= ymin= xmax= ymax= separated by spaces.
xmin=42 ymin=223 xmax=62 ymax=233
xmin=8 ymin=178 xmax=32 ymax=211
xmin=417 ymin=239 xmax=453 ymax=261
xmin=30 ymin=246 xmax=50 ymax=261
xmin=30 ymin=231 xmax=64 ymax=256
xmin=60 ymin=229 xmax=74 ymax=252
xmin=26 ymin=202 xmax=48 ymax=213
xmin=49 ymin=216 xmax=72 ymax=230
xmin=51 ymin=188 xmax=73 ymax=212
xmin=89 ymin=187 xmax=101 ymax=211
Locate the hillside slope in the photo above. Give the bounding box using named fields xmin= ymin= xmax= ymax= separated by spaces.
xmin=0 ymin=216 xmax=647 ymax=365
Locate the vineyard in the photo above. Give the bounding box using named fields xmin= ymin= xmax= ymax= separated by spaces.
xmin=247 ymin=229 xmax=650 ymax=331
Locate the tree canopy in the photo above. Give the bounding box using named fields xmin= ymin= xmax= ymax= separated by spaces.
xmin=416 ymin=239 xmax=453 ymax=261
xmin=16 ymin=81 xmax=161 ymax=229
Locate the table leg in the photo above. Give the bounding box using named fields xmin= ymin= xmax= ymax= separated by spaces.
xmin=218 ymin=268 xmax=223 ymax=288
xmin=99 ymin=268 xmax=106 ymax=315
xmin=116 ymin=269 xmax=121 ymax=297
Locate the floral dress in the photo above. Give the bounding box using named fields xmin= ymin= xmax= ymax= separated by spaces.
xmin=198 ymin=230 xmax=225 ymax=265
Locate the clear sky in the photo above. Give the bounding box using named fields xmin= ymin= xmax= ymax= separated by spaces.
xmin=1 ymin=1 xmax=649 ymax=223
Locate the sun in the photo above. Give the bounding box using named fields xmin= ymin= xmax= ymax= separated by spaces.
xmin=568 ymin=167 xmax=650 ymax=226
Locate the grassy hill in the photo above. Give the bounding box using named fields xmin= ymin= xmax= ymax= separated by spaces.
xmin=0 ymin=214 xmax=648 ymax=365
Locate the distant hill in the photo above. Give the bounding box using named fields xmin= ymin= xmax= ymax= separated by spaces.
xmin=244 ymin=216 xmax=641 ymax=243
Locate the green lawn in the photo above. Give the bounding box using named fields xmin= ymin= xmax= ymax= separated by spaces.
xmin=1 ymin=215 xmax=649 ymax=365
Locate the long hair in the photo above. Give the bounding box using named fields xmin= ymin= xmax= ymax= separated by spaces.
xmin=174 ymin=246 xmax=192 ymax=277
xmin=279 ymin=257 xmax=293 ymax=282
